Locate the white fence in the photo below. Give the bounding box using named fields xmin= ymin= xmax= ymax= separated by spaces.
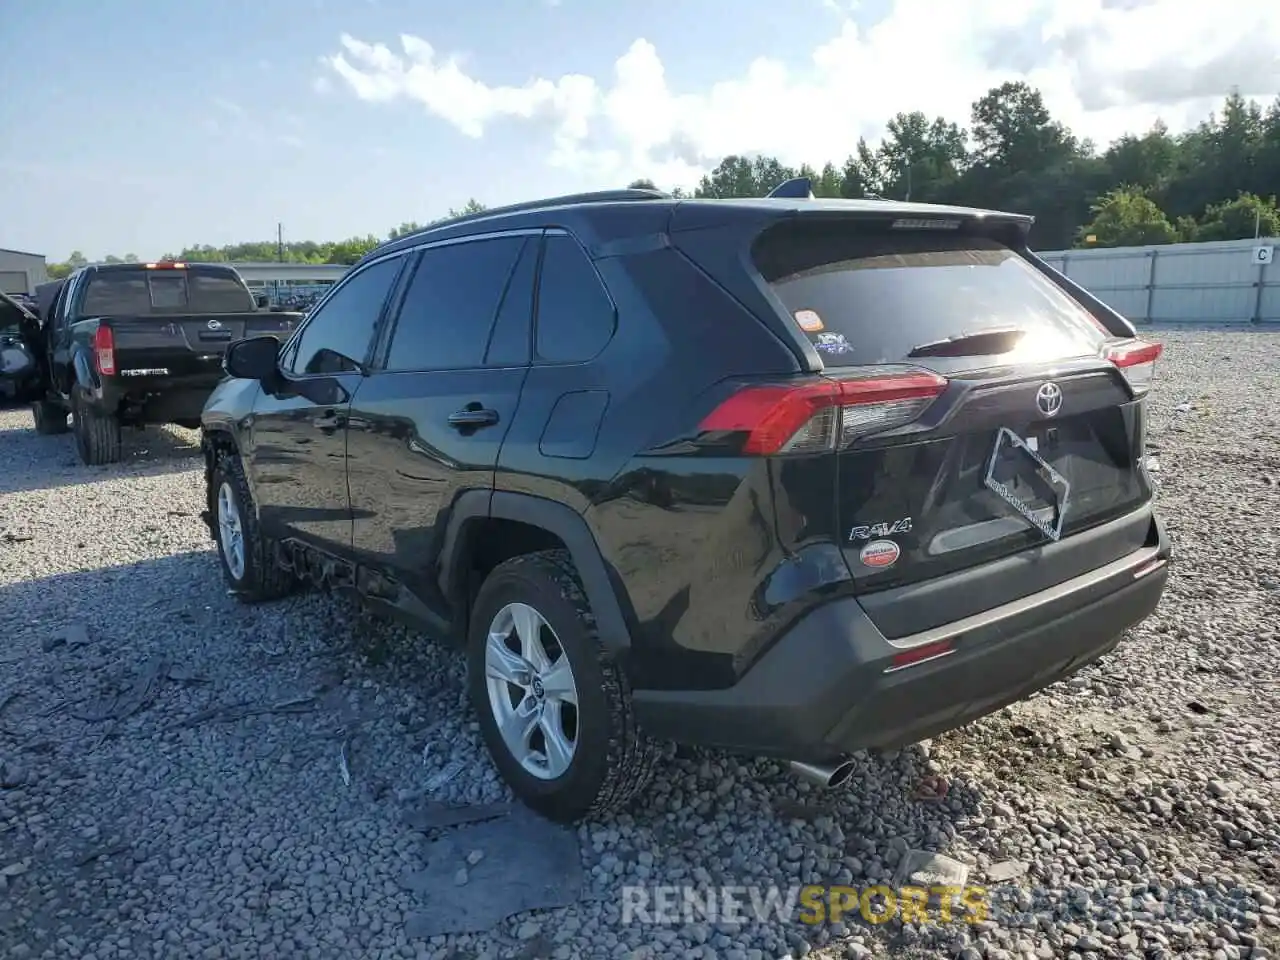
xmin=1037 ymin=237 xmax=1279 ymax=325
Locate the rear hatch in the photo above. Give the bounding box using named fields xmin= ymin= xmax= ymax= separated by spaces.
xmin=694 ymin=212 xmax=1161 ymax=639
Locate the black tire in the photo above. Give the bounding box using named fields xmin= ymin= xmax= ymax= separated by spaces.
xmin=467 ymin=549 xmax=659 ymax=823
xmin=70 ymin=391 xmax=122 ymax=465
xmin=209 ymin=449 xmax=297 ymax=603
xmin=31 ymin=399 xmax=69 ymax=435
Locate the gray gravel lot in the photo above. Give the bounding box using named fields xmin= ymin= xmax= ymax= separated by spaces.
xmin=1 ymin=327 xmax=1278 ymax=960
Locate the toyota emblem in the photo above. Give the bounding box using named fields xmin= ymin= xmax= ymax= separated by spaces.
xmin=1035 ymin=382 xmax=1063 ymax=418
xmin=207 ymin=319 xmax=223 ymax=331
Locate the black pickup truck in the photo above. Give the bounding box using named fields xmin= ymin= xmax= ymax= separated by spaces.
xmin=24 ymin=261 xmax=302 ymax=464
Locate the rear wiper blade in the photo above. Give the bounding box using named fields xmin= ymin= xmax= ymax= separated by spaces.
xmin=907 ymin=327 xmax=1026 ymax=358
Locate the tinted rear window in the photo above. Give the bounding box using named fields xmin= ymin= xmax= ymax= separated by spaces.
xmin=752 ymin=222 xmax=1106 ymax=368
xmin=81 ymin=269 xmax=251 ymax=316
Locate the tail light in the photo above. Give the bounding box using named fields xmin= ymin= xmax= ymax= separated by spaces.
xmin=887 ymin=638 xmax=956 ymax=673
xmin=93 ymin=325 xmax=116 ymax=376
xmin=698 ymin=370 xmax=948 ymax=455
xmin=1105 ymin=339 xmax=1162 ymax=396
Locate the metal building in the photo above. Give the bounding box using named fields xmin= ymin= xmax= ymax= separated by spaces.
xmin=0 ymin=248 xmax=49 ymax=295
xmin=1037 ymin=237 xmax=1278 ymax=324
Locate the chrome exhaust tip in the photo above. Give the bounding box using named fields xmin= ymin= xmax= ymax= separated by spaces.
xmin=788 ymin=757 xmax=856 ymax=789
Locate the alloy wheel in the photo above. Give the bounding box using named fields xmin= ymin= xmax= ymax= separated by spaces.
xmin=216 ymin=481 xmax=246 ymax=580
xmin=483 ymin=601 xmax=580 ymax=780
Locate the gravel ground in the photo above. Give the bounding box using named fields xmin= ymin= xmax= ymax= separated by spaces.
xmin=1 ymin=327 xmax=1277 ymax=960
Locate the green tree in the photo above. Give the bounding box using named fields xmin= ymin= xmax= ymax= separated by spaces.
xmin=1104 ymin=122 xmax=1179 ymax=193
xmin=694 ymin=155 xmax=798 ymax=198
xmin=325 ymin=235 xmax=382 ymax=265
xmin=875 ymin=111 xmax=969 ymax=202
xmin=388 ymin=221 xmax=425 ymax=241
xmin=969 ymin=80 xmax=1076 ymax=173
xmin=1077 ymin=187 xmax=1178 ymax=247
xmin=813 ymin=162 xmax=843 ymax=198
xmin=1192 ymin=192 xmax=1280 ymax=241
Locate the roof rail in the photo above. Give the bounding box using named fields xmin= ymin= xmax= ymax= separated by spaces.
xmin=766 ymin=177 xmax=814 ymax=199
xmin=404 ymin=188 xmax=671 ymax=238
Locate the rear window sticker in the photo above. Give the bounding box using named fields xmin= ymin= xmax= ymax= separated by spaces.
xmin=813 ymin=331 xmax=854 ymax=356
xmin=794 ymin=309 xmax=824 ymax=332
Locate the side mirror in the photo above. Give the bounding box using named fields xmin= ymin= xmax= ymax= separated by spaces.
xmin=224 ymin=335 xmax=281 ymax=382
xmin=254 ymin=294 xmax=269 ymax=309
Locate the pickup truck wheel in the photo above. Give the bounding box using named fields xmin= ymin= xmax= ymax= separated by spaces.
xmin=467 ymin=549 xmax=658 ymax=823
xmin=210 ymin=450 xmax=296 ymax=603
xmin=31 ymin=400 xmax=69 ymax=435
xmin=70 ymin=393 xmax=122 ymax=465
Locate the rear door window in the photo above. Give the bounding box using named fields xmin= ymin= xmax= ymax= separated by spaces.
xmin=384 ymin=236 xmax=526 ymax=372
xmin=752 ymin=221 xmax=1106 ymax=369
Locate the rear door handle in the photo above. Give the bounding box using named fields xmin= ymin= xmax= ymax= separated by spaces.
xmin=447 ymin=406 xmax=499 ymax=430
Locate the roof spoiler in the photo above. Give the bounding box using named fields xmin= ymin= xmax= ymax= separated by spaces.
xmin=766 ymin=177 xmax=815 ymax=199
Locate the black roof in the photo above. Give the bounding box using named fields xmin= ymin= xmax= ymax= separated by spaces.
xmin=356 ymin=188 xmax=1033 ymax=271
xmin=74 ymin=260 xmax=242 ymax=275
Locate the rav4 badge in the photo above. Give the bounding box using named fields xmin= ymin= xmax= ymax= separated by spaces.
xmin=859 ymin=539 xmax=901 ymax=569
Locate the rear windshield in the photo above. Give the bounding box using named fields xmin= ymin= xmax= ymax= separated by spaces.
xmin=752 ymin=221 xmax=1107 ymax=368
xmin=81 ymin=269 xmax=252 ymax=316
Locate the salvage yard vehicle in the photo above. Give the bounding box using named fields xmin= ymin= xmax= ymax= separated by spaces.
xmin=0 ymin=289 xmax=43 ymax=404
xmin=26 ymin=260 xmax=302 ymax=464
xmin=199 ymin=183 xmax=1171 ymax=823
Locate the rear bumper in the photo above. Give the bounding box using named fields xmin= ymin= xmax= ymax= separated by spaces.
xmin=98 ymin=374 xmax=222 ymax=423
xmin=632 ymin=513 xmax=1171 ymax=761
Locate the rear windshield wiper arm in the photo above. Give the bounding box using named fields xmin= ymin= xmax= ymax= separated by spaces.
xmin=907 ymin=326 xmax=1026 ymax=358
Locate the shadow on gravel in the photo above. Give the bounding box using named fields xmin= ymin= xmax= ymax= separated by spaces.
xmin=1 ymin=550 xmax=990 ymax=958
xmin=0 ymin=549 xmax=214 ymax=627
xmin=0 ymin=420 xmax=201 ymax=496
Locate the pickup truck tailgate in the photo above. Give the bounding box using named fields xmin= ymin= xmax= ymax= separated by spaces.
xmin=107 ymin=313 xmax=299 ymax=378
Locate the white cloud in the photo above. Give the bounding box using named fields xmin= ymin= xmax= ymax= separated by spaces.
xmin=323 ymin=0 xmax=1280 ymax=187
xmin=211 ymin=97 xmax=245 ymax=117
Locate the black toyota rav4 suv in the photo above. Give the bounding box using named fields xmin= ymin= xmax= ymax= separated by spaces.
xmin=200 ymin=185 xmax=1171 ymax=822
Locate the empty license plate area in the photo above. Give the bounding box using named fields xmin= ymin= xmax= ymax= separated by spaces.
xmin=984 ymin=427 xmax=1072 ymax=542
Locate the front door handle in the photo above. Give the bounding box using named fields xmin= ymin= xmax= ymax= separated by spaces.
xmin=447 ymin=405 xmax=499 ymax=430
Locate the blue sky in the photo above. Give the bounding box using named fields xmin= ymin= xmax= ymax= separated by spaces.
xmin=3 ymin=0 xmax=1276 ymax=261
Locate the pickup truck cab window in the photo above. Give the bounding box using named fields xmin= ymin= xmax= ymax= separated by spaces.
xmin=80 ymin=266 xmax=256 ymax=316
xmin=285 ymin=256 xmax=403 ymax=377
